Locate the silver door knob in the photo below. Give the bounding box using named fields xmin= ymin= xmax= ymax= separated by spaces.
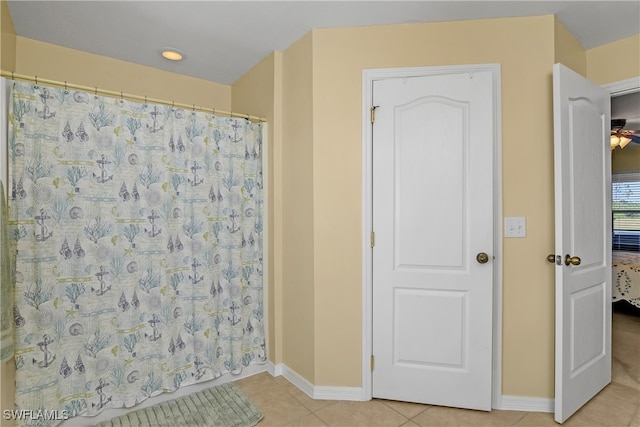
xmin=476 ymin=252 xmax=489 ymax=264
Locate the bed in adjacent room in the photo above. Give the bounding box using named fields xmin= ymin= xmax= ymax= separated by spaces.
xmin=613 ymin=251 xmax=640 ymax=312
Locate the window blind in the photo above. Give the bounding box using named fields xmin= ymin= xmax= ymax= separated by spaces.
xmin=612 ymin=171 xmax=640 ymax=251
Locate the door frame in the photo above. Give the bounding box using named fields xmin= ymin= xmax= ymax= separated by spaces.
xmin=360 ymin=64 xmax=503 ymax=406
xmin=603 ymin=76 xmax=640 ymax=97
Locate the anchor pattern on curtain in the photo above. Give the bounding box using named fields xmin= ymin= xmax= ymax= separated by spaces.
xmin=8 ymin=81 xmax=265 ymax=423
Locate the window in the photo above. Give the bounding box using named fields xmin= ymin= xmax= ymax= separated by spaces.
xmin=612 ymin=172 xmax=640 ymax=251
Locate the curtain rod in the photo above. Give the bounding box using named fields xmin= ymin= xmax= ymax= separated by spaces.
xmin=0 ymin=70 xmax=267 ymax=123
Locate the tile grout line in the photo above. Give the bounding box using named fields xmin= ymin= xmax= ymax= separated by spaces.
xmin=377 ymin=399 xmax=429 ymax=422
xmin=277 ymin=377 xmax=331 ymax=424
xmin=408 ymin=404 xmax=436 ymax=424
xmin=510 ymin=410 xmax=532 ymax=426
xmin=627 ymin=403 xmax=640 ymax=427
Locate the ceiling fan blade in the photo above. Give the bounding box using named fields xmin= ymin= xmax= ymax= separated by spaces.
xmin=628 ymin=134 xmax=640 ymax=144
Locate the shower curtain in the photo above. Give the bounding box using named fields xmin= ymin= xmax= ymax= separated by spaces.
xmin=8 ymin=81 xmax=265 ymax=423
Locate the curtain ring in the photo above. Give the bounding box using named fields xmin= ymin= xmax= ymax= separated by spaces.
xmin=172 ymin=100 xmax=175 ymax=108
xmin=64 ymin=81 xmax=68 ymax=92
xmin=144 ymin=96 xmax=147 ymax=104
xmin=35 ymin=75 xmax=38 ymax=85
xmin=11 ymin=71 xmax=14 ymax=81
xmin=120 ymin=91 xmax=123 ymax=102
xmin=192 ymin=104 xmax=195 ymax=112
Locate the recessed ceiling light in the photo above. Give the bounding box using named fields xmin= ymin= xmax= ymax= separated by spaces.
xmin=161 ymin=48 xmax=184 ymax=61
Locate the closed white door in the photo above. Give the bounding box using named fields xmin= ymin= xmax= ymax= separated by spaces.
xmin=552 ymin=63 xmax=611 ymax=423
xmin=372 ymin=67 xmax=497 ymax=410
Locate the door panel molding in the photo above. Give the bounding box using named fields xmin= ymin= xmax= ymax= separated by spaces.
xmin=361 ymin=64 xmax=502 ymax=408
xmin=393 ymin=288 xmax=468 ymax=370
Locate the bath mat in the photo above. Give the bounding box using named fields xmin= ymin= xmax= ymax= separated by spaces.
xmin=95 ymin=382 xmax=263 ymax=427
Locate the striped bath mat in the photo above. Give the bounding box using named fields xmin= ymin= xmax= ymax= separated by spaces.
xmin=95 ymin=382 xmax=263 ymax=427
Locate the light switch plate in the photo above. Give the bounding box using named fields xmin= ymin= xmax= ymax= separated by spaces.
xmin=505 ymin=216 xmax=526 ymax=238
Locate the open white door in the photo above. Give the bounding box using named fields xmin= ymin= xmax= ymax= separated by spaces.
xmin=553 ymin=63 xmax=611 ymax=423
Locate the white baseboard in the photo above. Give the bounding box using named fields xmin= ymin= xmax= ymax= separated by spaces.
xmin=496 ymin=395 xmax=554 ymax=413
xmin=268 ymin=363 xmax=555 ymax=411
xmin=280 ymin=364 xmax=316 ymax=398
xmin=266 ymin=360 xmax=283 ymax=377
xmin=269 ymin=363 xmax=367 ymax=401
xmin=314 ymin=385 xmax=367 ymax=401
xmin=271 ymin=363 xmax=555 ymax=408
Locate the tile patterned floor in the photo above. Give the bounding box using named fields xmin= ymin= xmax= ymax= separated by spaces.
xmin=236 ymin=311 xmax=640 ymax=426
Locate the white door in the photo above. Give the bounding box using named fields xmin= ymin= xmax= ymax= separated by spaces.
xmin=372 ymin=67 xmax=497 ymax=410
xmin=552 ymin=63 xmax=611 ymax=423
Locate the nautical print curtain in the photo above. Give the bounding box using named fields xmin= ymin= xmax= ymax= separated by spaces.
xmin=8 ymin=81 xmax=265 ymax=424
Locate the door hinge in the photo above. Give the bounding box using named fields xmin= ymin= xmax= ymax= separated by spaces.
xmin=371 ymin=355 xmax=375 ymax=372
xmin=370 ymin=231 xmax=375 ymax=248
xmin=370 ymin=106 xmax=379 ymax=124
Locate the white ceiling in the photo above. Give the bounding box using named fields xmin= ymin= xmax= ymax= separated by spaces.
xmin=6 ymin=1 xmax=640 ymax=85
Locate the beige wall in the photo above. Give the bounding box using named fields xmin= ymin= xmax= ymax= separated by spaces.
xmin=231 ymin=52 xmax=283 ymax=363
xmin=587 ymin=34 xmax=640 ymax=85
xmin=0 ymin=0 xmax=16 ymax=72
xmin=612 ymin=144 xmax=640 ymax=173
xmin=280 ymin=32 xmax=316 ymax=382
xmin=554 ymin=18 xmax=587 ymax=76
xmin=15 ymin=37 xmax=231 ymax=110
